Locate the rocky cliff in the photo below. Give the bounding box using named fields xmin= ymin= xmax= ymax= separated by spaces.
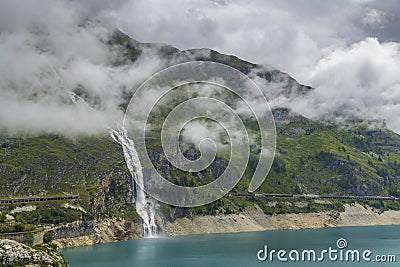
xmin=0 ymin=239 xmax=68 ymax=266
xmin=52 ymin=218 xmax=142 ymax=248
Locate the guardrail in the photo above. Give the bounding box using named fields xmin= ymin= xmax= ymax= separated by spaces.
xmin=319 ymin=195 xmax=396 ymax=201
xmin=0 ymin=195 xmax=79 ymax=204
xmin=228 ymin=193 xmax=397 ymax=201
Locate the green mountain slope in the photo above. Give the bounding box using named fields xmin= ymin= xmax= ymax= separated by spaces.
xmin=1 ymin=31 xmax=400 ymax=224
xmin=1 ymin=109 xmax=400 ymax=221
xmin=0 ymin=135 xmax=136 ymax=220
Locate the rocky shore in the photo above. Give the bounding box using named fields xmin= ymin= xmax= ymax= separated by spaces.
xmin=0 ymin=239 xmax=68 ymax=267
xmin=53 ymin=203 xmax=400 ymax=248
xmin=52 ymin=218 xmax=142 ymax=248
xmin=165 ymin=203 xmax=400 ymax=236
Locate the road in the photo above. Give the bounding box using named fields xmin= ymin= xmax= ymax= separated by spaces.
xmin=0 ymin=195 xmax=79 ymax=204
xmin=228 ymin=193 xmax=397 ymax=201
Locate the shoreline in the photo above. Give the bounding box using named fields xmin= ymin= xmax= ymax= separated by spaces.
xmin=165 ymin=203 xmax=400 ymax=237
xmin=54 ymin=203 xmax=400 ymax=248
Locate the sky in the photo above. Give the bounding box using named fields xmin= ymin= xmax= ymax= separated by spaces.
xmin=1 ymin=0 xmax=400 ymax=134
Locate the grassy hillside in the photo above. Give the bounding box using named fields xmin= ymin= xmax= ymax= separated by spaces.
xmin=1 ymin=31 xmax=400 ymax=224
xmin=1 ymin=108 xmax=400 ymax=222
xmin=0 ymin=134 xmax=137 ymax=221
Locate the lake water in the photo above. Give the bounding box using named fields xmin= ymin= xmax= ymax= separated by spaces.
xmin=62 ymin=225 xmax=400 ymax=267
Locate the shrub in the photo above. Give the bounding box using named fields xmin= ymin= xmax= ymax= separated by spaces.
xmin=14 ymin=223 xmax=25 ymax=232
xmin=26 ymin=232 xmax=34 ymax=246
xmin=0 ymin=212 xmax=6 ymax=222
xmin=43 ymin=232 xmax=53 ymax=244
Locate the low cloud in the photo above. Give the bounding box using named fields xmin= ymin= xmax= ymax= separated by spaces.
xmin=181 ymin=120 xmax=223 ymax=151
xmin=108 ymin=0 xmax=400 ymax=84
xmin=0 ymin=0 xmax=161 ymax=136
xmin=103 ymin=0 xmax=400 ymax=133
xmin=2 ymin=0 xmax=400 ymax=136
xmin=291 ymin=38 xmax=400 ymax=132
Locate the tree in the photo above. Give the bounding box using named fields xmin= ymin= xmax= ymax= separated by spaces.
xmin=43 ymin=232 xmax=53 ymax=244
xmin=26 ymin=232 xmax=34 ymax=246
xmin=0 ymin=212 xmax=6 ymax=222
xmin=14 ymin=223 xmax=25 ymax=232
xmin=376 ymin=167 xmax=389 ymax=177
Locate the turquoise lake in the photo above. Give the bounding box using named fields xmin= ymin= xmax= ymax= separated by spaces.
xmin=62 ymin=225 xmax=400 ymax=267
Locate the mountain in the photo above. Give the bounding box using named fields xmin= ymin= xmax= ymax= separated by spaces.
xmin=107 ymin=30 xmax=313 ymax=100
xmin=1 ymin=30 xmax=400 ymax=241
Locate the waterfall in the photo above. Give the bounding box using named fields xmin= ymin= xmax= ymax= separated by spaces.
xmin=109 ymin=128 xmax=158 ymax=237
xmin=67 ymin=91 xmax=158 ymax=237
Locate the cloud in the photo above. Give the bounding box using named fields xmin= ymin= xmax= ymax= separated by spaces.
xmin=0 ymin=0 xmax=162 ymax=136
xmin=362 ymin=8 xmax=385 ymax=26
xmin=108 ymin=0 xmax=390 ymax=83
xmin=2 ymin=0 xmax=400 ymax=136
xmin=291 ymin=38 xmax=400 ymax=132
xmin=181 ymin=120 xmax=222 ymax=150
xmin=106 ymin=0 xmax=400 ymax=133
xmin=0 ymin=93 xmax=107 ymax=136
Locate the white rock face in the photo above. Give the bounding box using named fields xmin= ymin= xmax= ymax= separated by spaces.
xmin=0 ymin=239 xmax=67 ymax=267
xmin=10 ymin=205 xmax=37 ymax=214
xmin=5 ymin=214 xmax=14 ymax=220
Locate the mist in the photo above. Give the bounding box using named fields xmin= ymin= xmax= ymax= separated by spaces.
xmin=287 ymin=38 xmax=400 ymax=133
xmin=0 ymin=0 xmax=162 ymax=136
xmin=1 ymin=0 xmax=400 ymax=137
